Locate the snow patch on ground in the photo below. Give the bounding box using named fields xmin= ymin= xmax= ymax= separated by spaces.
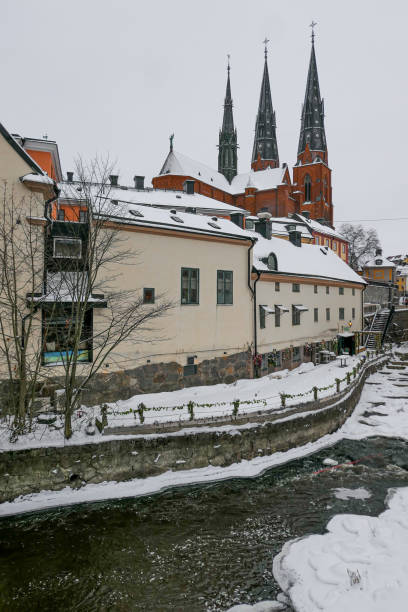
xmin=273 ymin=486 xmax=408 ymax=612
xmin=333 ymin=487 xmax=372 ymax=500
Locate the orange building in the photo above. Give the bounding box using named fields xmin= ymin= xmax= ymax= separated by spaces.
xmin=363 ymin=249 xmax=396 ymax=284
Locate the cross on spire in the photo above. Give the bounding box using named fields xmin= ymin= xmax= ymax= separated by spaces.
xmin=263 ymin=37 xmax=269 ymax=59
xmin=309 ymin=20 xmax=317 ymax=44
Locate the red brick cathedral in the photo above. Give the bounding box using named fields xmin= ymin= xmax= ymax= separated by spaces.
xmin=153 ymin=35 xmax=334 ymax=227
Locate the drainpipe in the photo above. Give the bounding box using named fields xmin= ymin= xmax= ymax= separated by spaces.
xmin=253 ymin=269 xmax=261 ymax=356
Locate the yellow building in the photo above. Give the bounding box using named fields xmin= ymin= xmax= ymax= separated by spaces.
xmin=363 ymin=249 xmax=395 ymax=284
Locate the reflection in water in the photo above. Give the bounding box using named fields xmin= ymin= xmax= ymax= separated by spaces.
xmin=1 ymin=437 xmax=408 ymax=611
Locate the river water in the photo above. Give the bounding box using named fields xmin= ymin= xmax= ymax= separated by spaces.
xmin=1 ymin=436 xmax=408 ymax=611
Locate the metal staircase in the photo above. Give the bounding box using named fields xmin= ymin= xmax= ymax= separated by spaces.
xmin=365 ymin=307 xmax=394 ymax=349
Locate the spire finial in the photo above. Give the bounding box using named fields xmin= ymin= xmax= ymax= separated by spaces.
xmin=227 ymin=53 xmax=230 ymax=73
xmin=309 ymin=20 xmax=317 ymax=45
xmin=169 ymin=133 xmax=174 ymax=152
xmin=263 ymin=37 xmax=269 ymax=59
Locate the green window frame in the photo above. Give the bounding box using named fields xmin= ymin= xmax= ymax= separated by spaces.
xmin=339 ymin=287 xmax=344 ymax=295
xmin=181 ymin=268 xmax=199 ymax=304
xmin=314 ymin=307 xmax=318 ymax=322
xmin=326 ymin=307 xmax=330 ymax=321
xmin=217 ymin=270 xmax=233 ymax=304
xmin=275 ymin=281 xmax=280 ymax=292
xmin=292 ymin=283 xmax=300 ymax=293
xmin=339 ymin=307 xmax=345 ymax=320
xmin=352 ymin=307 xmax=356 ymax=319
xmin=292 ymin=305 xmax=300 ymax=326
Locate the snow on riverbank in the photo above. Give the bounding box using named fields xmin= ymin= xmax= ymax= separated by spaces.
xmin=273 ymin=486 xmax=408 ymax=612
xmin=0 ymin=354 xmax=364 ymax=452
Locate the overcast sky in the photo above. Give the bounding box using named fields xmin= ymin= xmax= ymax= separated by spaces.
xmin=2 ymin=0 xmax=407 ymax=254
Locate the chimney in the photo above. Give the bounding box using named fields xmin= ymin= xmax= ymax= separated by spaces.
xmin=376 ymin=248 xmax=383 ymax=256
xmin=134 ymin=175 xmax=145 ymax=189
xmin=255 ymin=212 xmax=272 ymax=240
xmin=286 ymin=224 xmax=302 ymax=247
xmin=109 ymin=175 xmax=118 ymax=187
xmin=316 ymin=217 xmax=327 ymax=226
xmin=183 ymin=179 xmax=195 ymax=195
xmin=301 ymin=210 xmax=310 ymax=219
xmin=66 ymin=171 xmax=74 ymax=182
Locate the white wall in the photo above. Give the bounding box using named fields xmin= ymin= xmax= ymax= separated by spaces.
xmin=257 ymin=275 xmax=363 ymax=353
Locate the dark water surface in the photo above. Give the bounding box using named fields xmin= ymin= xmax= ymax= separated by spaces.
xmin=1 ymin=436 xmax=408 ymax=612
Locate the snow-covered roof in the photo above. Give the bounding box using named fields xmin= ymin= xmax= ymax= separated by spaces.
xmin=21 ymin=173 xmax=54 ymax=186
xmin=93 ymin=199 xmax=253 ymax=242
xmin=158 ymin=150 xmax=287 ymax=195
xmin=251 ymin=232 xmax=365 ymax=285
xmin=294 ymin=214 xmax=347 ymax=241
xmin=365 ymin=256 xmax=396 ymax=268
xmin=58 ymin=182 xmax=249 ymax=216
xmin=268 ymin=217 xmax=312 ymax=240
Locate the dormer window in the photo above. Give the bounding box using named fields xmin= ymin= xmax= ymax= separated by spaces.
xmin=375 ymin=259 xmax=382 ymax=265
xmin=267 ymin=253 xmax=278 ymax=271
xmin=304 ymin=174 xmax=311 ymax=201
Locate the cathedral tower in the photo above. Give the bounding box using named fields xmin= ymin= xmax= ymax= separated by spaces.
xmin=293 ymin=26 xmax=333 ymax=225
xmin=218 ymin=58 xmax=238 ymax=183
xmin=251 ymin=40 xmax=279 ymax=171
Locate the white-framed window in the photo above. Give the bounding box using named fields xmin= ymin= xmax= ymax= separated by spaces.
xmin=333 ymin=241 xmax=337 ymax=250
xmin=342 ymin=243 xmax=346 ymax=253
xmin=53 ymin=237 xmax=82 ymax=259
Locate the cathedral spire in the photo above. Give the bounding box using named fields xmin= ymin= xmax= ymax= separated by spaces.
xmin=251 ymin=39 xmax=279 ymax=171
xmin=297 ymin=25 xmax=328 ymax=162
xmin=218 ymin=56 xmax=238 ymax=183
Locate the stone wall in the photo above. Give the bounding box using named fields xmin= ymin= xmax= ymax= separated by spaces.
xmin=364 ymin=283 xmax=393 ymax=308
xmin=0 ymin=356 xmax=387 ymax=504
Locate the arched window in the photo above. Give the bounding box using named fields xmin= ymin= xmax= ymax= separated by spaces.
xmin=267 ymin=252 xmax=278 ymax=271
xmin=304 ymin=174 xmax=311 ymax=201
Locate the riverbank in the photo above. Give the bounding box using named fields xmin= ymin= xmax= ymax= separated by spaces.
xmin=0 ymin=351 xmax=401 ymax=515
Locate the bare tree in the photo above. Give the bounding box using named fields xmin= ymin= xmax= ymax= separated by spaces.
xmin=44 ymin=158 xmax=173 ymax=438
xmin=339 ymin=223 xmax=381 ymax=271
xmin=0 ymin=184 xmax=49 ymax=435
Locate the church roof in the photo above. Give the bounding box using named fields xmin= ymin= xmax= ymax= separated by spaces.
xmin=298 ymin=40 xmax=327 ymax=157
xmin=158 ymin=150 xmax=287 ymax=195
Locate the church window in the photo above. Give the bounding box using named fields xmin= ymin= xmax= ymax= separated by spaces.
xmin=304 ymin=175 xmax=311 ymax=201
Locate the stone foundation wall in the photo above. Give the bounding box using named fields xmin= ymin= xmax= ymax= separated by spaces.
xmin=0 ymin=356 xmax=387 ymax=504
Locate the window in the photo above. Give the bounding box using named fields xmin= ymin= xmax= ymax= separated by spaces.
xmin=315 ymin=236 xmax=319 ymax=245
xmin=79 ymin=210 xmax=87 ymax=223
xmin=42 ymin=305 xmax=92 ymax=365
xmin=259 ymin=305 xmax=266 ymax=329
xmin=53 ymin=237 xmax=82 ymax=259
xmin=326 ymin=239 xmax=329 ymax=246
xmin=314 ymin=307 xmax=318 ymax=322
xmin=57 ymin=209 xmax=65 ymax=221
xmin=314 ymin=285 xmax=318 ymax=294
xmin=184 ymin=356 xmax=197 ymax=376
xmin=143 ymin=288 xmax=155 ymax=304
xmin=245 ymin=219 xmax=255 ymax=230
xmin=326 ymin=307 xmax=330 ymax=321
xmin=292 ymin=305 xmax=300 ymax=326
xmin=267 ymin=253 xmax=278 ymax=271
xmin=293 ymin=346 xmax=301 ymax=362
xmin=339 ymin=287 xmax=344 ymax=295
xmin=339 ymin=307 xmax=345 ymax=320
xmin=275 ymin=305 xmax=281 ymax=327
xmin=304 ymin=174 xmax=311 ymax=201
xmin=217 ymin=270 xmax=233 ymax=304
xmin=352 ymin=288 xmax=355 ymax=296
xmin=352 ymin=307 xmax=356 ymax=319
xmin=342 ymin=244 xmax=346 ymax=253
xmin=181 ymin=268 xmax=199 ymax=304
xmin=326 ymin=286 xmax=330 ymax=294
xmin=292 ymin=283 xmax=300 ymax=293
xmin=275 ymin=281 xmax=280 ymax=291
xmin=333 ymin=241 xmax=337 ymax=250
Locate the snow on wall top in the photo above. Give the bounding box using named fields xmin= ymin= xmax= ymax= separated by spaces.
xmin=158 ymin=150 xmax=286 ymax=195
xmin=251 ymin=232 xmax=365 ymax=284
